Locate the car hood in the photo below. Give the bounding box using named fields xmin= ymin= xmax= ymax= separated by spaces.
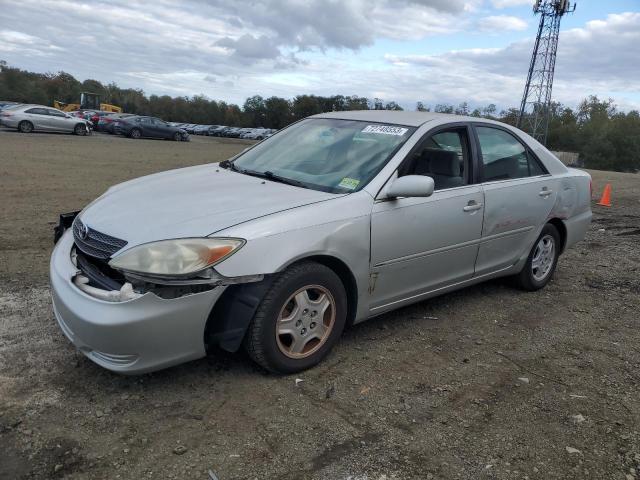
xmin=80 ymin=164 xmax=342 ymax=248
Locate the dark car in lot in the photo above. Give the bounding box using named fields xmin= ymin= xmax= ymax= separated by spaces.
xmin=114 ymin=115 xmax=189 ymax=141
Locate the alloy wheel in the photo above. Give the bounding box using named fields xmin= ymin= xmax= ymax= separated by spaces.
xmin=531 ymin=234 xmax=555 ymax=281
xmin=275 ymin=285 xmax=336 ymax=359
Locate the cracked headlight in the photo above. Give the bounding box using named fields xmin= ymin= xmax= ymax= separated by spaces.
xmin=108 ymin=238 xmax=245 ymax=277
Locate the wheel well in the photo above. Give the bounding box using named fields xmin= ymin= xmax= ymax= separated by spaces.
xmin=547 ymin=218 xmax=567 ymax=253
xmin=204 ymin=255 xmax=360 ymax=352
xmin=297 ymin=255 xmax=358 ymax=328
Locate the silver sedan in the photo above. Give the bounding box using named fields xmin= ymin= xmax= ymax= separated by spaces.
xmin=0 ymin=104 xmax=91 ymax=134
xmin=50 ymin=111 xmax=592 ymax=374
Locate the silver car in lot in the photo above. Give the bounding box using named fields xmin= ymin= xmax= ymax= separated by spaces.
xmin=0 ymin=104 xmax=91 ymax=134
xmin=50 ymin=111 xmax=592 ymax=374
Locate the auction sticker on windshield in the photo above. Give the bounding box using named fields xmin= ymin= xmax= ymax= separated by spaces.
xmin=362 ymin=125 xmax=408 ymax=136
xmin=338 ymin=177 xmax=360 ymax=190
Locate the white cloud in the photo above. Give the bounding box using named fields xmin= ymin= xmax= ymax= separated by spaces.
xmin=491 ymin=0 xmax=534 ymax=8
xmin=0 ymin=1 xmax=638 ymax=112
xmin=383 ymin=12 xmax=640 ymax=109
xmin=478 ymin=15 xmax=528 ymax=32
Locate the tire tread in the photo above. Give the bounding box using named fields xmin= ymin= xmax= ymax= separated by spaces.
xmin=244 ymin=261 xmax=344 ymax=373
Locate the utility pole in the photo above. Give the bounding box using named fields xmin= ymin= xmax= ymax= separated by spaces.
xmin=517 ymin=0 xmax=575 ymax=145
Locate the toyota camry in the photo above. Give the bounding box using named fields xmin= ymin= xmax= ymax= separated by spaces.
xmin=50 ymin=111 xmax=592 ymax=374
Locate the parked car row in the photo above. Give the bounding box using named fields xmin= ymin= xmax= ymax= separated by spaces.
xmin=169 ymin=123 xmax=277 ymax=140
xmin=0 ymin=104 xmax=92 ymax=135
xmin=0 ymin=101 xmax=273 ymax=142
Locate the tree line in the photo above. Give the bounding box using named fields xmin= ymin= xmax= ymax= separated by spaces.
xmin=1 ymin=61 xmax=638 ymax=172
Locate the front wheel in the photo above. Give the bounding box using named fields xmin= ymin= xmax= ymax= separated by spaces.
xmin=74 ymin=123 xmax=86 ymax=135
xmin=129 ymin=128 xmax=141 ymax=139
xmin=244 ymin=262 xmax=347 ymax=373
xmin=173 ymin=132 xmax=182 ymax=141
xmin=514 ymin=223 xmax=561 ymax=291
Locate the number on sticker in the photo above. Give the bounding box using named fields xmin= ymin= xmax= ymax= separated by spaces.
xmin=362 ymin=125 xmax=408 ymax=136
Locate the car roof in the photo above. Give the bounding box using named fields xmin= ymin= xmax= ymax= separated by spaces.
xmin=312 ymin=110 xmax=508 ymax=128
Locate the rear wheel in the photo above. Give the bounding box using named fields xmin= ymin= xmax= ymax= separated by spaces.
xmin=129 ymin=128 xmax=141 ymax=139
xmin=514 ymin=223 xmax=560 ymax=291
xmin=244 ymin=262 xmax=347 ymax=373
xmin=18 ymin=121 xmax=33 ymax=133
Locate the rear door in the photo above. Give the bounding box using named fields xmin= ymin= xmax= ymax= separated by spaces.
xmin=472 ymin=123 xmax=557 ymax=276
xmin=138 ymin=117 xmax=155 ymax=137
xmin=24 ymin=108 xmax=50 ymax=130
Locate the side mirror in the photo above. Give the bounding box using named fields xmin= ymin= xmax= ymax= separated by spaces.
xmin=386 ymin=175 xmax=435 ymax=199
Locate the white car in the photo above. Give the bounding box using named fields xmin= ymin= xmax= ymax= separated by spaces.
xmin=50 ymin=111 xmax=592 ymax=375
xmin=0 ymin=104 xmax=91 ymax=134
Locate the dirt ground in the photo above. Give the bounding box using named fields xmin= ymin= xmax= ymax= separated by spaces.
xmin=1 ymin=129 xmax=639 ymax=480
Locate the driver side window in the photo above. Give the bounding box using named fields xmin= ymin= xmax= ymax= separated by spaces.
xmin=398 ymin=128 xmax=470 ymax=191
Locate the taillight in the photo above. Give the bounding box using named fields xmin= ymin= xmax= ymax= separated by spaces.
xmin=1 ymin=112 xmax=12 ymax=117
xmin=589 ymin=179 xmax=593 ymax=198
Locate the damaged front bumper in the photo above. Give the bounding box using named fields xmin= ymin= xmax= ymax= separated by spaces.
xmin=50 ymin=230 xmax=226 ymax=374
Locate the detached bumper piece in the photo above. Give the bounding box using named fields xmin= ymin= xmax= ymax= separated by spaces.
xmin=54 ymin=211 xmax=79 ymax=244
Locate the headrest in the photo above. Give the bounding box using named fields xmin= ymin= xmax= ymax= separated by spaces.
xmin=423 ymin=148 xmax=460 ymax=177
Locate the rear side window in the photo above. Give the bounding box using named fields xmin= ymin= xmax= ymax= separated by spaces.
xmin=476 ymin=126 xmax=545 ymax=182
xmin=25 ymin=108 xmax=48 ymax=115
xmin=47 ymin=109 xmax=66 ymax=117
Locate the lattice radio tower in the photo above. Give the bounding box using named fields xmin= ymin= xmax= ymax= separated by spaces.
xmin=517 ymin=0 xmax=575 ymax=145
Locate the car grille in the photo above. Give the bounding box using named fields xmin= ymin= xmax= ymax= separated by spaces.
xmin=73 ymin=218 xmax=127 ymax=260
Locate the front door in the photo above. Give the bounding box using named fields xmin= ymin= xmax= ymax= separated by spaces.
xmin=45 ymin=108 xmax=72 ymax=131
xmin=472 ymin=124 xmax=558 ymax=276
xmin=369 ymin=125 xmax=484 ymax=311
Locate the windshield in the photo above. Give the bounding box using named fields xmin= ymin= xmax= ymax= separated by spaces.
xmin=232 ymin=118 xmax=415 ymax=193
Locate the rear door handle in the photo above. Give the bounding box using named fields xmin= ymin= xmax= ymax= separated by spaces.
xmin=463 ymin=201 xmax=483 ymax=212
xmin=539 ymin=188 xmax=553 ymax=197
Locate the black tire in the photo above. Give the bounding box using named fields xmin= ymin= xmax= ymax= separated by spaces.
xmin=74 ymin=123 xmax=86 ymax=135
xmin=18 ymin=121 xmax=33 ymax=133
xmin=244 ymin=262 xmax=348 ymax=374
xmin=514 ymin=223 xmax=561 ymax=291
xmin=173 ymin=132 xmax=182 ymax=141
xmin=129 ymin=128 xmax=141 ymax=139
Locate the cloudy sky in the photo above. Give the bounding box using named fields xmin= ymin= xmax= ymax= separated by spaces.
xmin=1 ymin=0 xmax=639 ymax=110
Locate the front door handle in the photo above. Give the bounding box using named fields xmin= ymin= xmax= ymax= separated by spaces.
xmin=539 ymin=187 xmax=553 ymax=197
xmin=463 ymin=200 xmax=483 ymax=212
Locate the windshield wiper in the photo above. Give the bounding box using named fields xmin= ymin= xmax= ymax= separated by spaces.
xmin=221 ymin=161 xmax=308 ymax=189
xmin=262 ymin=171 xmax=309 ymax=188
xmin=237 ymin=168 xmax=309 ymax=189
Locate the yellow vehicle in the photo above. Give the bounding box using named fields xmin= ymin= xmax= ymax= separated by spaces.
xmin=54 ymin=92 xmax=122 ymax=113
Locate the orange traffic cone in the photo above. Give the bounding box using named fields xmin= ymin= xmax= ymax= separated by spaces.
xmin=597 ymin=183 xmax=612 ymax=207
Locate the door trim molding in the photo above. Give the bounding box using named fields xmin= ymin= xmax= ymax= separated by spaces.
xmin=370 ymin=262 xmax=515 ymax=312
xmin=373 ymin=225 xmax=533 ymax=268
